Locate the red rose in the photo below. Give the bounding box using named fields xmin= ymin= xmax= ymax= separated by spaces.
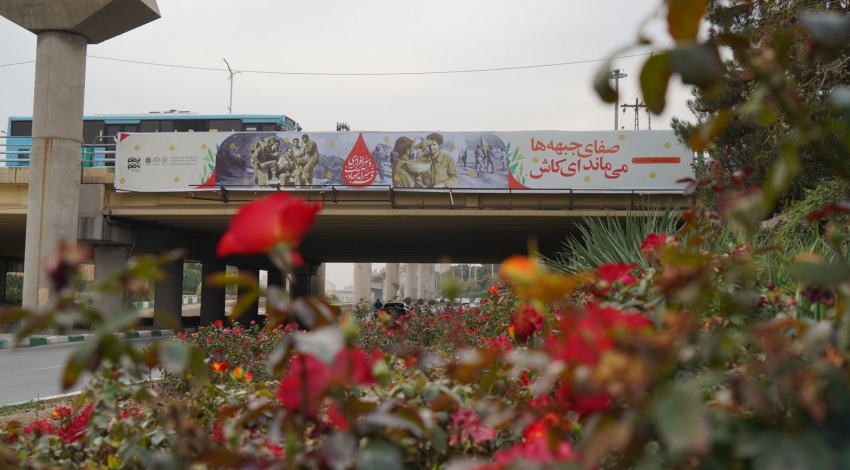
xmin=641 ymin=232 xmax=667 ymax=255
xmin=597 ymin=262 xmax=637 ymax=286
xmin=277 ymin=348 xmax=377 ymax=416
xmin=510 ymin=303 xmax=544 ymax=343
xmin=217 ymin=193 xmax=322 ymax=257
xmin=44 ymin=240 xmax=92 ymax=291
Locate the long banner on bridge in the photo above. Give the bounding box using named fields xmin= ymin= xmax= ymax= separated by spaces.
xmin=114 ymin=130 xmax=693 ymax=192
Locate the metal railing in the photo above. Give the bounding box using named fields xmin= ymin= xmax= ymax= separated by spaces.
xmin=0 ymin=135 xmax=116 ymax=166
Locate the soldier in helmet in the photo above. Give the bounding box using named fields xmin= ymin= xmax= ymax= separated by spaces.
xmin=299 ymin=134 xmax=320 ymax=185
xmin=250 ymin=137 xmax=280 ymax=185
xmin=277 ymin=147 xmax=297 ymax=186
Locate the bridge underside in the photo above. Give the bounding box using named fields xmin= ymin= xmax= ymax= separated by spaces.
xmin=0 ymin=168 xmax=692 ymax=266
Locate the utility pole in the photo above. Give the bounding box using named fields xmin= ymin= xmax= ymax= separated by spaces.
xmin=646 ymin=108 xmax=652 ymax=130
xmin=223 ymin=58 xmax=240 ymax=114
xmin=621 ymin=98 xmax=647 ymax=130
xmin=609 ymin=69 xmax=628 ymax=130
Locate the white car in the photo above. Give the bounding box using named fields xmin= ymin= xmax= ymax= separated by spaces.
xmin=473 ymin=298 xmax=482 ymax=306
xmin=461 ymin=297 xmax=471 ymax=305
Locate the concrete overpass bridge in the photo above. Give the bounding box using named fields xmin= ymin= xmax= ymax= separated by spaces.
xmin=0 ymin=166 xmax=690 ymax=326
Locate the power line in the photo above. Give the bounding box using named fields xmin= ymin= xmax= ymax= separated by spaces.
xmin=0 ymin=52 xmax=656 ymax=76
xmin=0 ymin=60 xmax=34 ymax=68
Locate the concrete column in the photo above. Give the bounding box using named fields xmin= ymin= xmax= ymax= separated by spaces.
xmin=0 ymin=259 xmax=8 ymax=304
xmin=154 ymin=257 xmax=184 ymax=329
xmin=22 ymin=32 xmax=87 ymax=310
xmin=267 ymin=269 xmax=285 ymax=289
xmin=405 ymin=263 xmax=419 ymax=301
xmin=310 ymin=263 xmax=326 ymax=299
xmin=93 ymin=246 xmax=128 ymax=314
xmin=238 ymin=268 xmax=261 ymax=326
xmin=353 ymin=263 xmax=371 ymax=304
xmin=290 ymin=274 xmax=310 ymax=299
xmin=200 ymin=261 xmax=226 ymax=326
xmin=383 ymin=263 xmax=400 ymax=301
xmin=418 ymin=264 xmax=435 ymax=302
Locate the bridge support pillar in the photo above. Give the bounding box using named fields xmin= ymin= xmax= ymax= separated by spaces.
xmin=418 ymin=264 xmax=435 ymax=302
xmin=238 ymin=268 xmax=261 ymax=326
xmin=353 ymin=263 xmax=371 ymax=304
xmin=267 ymin=269 xmax=285 ymax=289
xmin=405 ymin=263 xmax=419 ymax=302
xmin=383 ymin=263 xmax=399 ymax=301
xmin=0 ymin=259 xmax=7 ymax=304
xmin=154 ymin=257 xmax=184 ymax=329
xmin=310 ymin=263 xmax=325 ymax=299
xmin=200 ymin=261 xmax=226 ymax=326
xmin=21 ymin=31 xmax=87 ymax=310
xmin=93 ymin=246 xmax=129 ymax=314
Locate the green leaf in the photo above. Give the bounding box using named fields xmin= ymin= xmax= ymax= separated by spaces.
xmin=787 ymin=261 xmax=850 ymax=286
xmin=230 ymin=290 xmax=259 ymax=322
xmin=670 ymin=42 xmax=722 ymax=89
xmin=161 ymin=340 xmax=189 ymax=371
xmin=593 ymin=59 xmax=619 ymax=103
xmin=205 ymin=271 xmax=257 ymax=290
xmin=667 ymin=0 xmax=709 ymax=42
xmin=763 ymin=148 xmax=801 ymax=212
xmin=293 ymin=326 xmax=345 ymax=364
xmin=187 ymin=347 xmax=209 ymax=388
xmin=151 ymin=310 xmax=179 ymax=330
xmin=63 ymin=338 xmax=101 ymax=390
xmin=689 ymin=109 xmax=734 ymax=152
xmin=654 ymin=387 xmax=708 ymax=454
xmin=359 ymin=411 xmax=426 ymax=438
xmin=101 ymin=307 xmax=140 ymax=333
xmin=641 ymin=52 xmax=673 ymax=115
xmin=430 ymin=427 xmax=448 ymax=454
xmin=355 ymin=438 xmax=403 ymax=470
xmin=510 ymin=163 xmax=519 ymax=173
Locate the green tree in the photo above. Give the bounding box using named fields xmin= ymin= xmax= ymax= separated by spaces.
xmin=182 ymin=267 xmax=202 ymax=295
xmin=671 ymin=1 xmax=850 ymax=212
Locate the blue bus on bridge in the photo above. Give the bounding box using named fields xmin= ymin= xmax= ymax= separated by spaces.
xmin=3 ymin=112 xmax=301 ymax=167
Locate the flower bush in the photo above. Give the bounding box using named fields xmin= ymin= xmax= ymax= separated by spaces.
xmin=6 ymin=2 xmax=850 ymax=468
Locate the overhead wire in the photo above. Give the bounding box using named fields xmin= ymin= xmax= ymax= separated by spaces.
xmin=0 ymin=51 xmax=656 ymax=76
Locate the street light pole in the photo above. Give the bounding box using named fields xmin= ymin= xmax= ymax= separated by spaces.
xmin=609 ymin=69 xmax=628 ymax=130
xmin=223 ymin=58 xmax=240 ymax=114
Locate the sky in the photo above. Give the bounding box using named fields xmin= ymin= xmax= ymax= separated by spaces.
xmin=0 ymin=0 xmax=696 ymax=289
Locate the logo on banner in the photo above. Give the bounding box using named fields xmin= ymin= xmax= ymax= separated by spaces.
xmin=342 ymin=133 xmax=377 ymax=187
xmin=127 ymin=156 xmax=141 ymax=170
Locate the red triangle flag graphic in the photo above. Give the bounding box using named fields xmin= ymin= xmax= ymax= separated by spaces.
xmin=342 ymin=133 xmax=377 ymax=188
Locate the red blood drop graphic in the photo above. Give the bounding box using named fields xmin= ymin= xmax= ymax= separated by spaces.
xmin=342 ymin=133 xmax=377 ymax=188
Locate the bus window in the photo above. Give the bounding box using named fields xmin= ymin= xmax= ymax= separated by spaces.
xmin=83 ymin=120 xmax=104 ymax=143
xmin=259 ymin=123 xmax=277 ymax=131
xmin=106 ymin=125 xmax=120 ymax=137
xmin=140 ymin=120 xmax=159 ymax=133
xmin=10 ymin=120 xmax=32 ymax=136
xmin=160 ymin=120 xmax=174 ymax=132
xmin=209 ymin=119 xmax=241 ymax=132
xmin=174 ymin=120 xmax=208 ymax=132
xmin=285 ymin=117 xmax=296 ymax=127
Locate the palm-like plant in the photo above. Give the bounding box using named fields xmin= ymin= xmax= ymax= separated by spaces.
xmin=547 ymin=208 xmax=738 ymax=273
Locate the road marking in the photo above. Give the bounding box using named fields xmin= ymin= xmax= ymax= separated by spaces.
xmin=30 ymin=365 xmax=64 ymax=371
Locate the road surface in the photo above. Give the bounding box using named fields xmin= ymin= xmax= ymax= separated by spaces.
xmin=0 ymin=337 xmax=160 ymax=405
